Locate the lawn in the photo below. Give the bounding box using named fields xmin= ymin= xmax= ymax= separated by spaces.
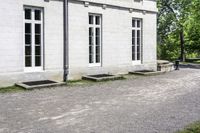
xmin=184 ymin=59 xmax=200 ymax=64
xmin=177 ymin=121 xmax=200 ymax=133
xmin=0 ymin=74 xmax=142 ymax=93
xmin=0 ymin=86 xmax=25 ymax=93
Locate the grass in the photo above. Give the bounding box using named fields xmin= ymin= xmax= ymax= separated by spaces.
xmin=67 ymin=76 xmax=127 ymax=86
xmin=0 ymin=86 xmax=25 ymax=93
xmin=67 ymin=79 xmax=95 ymax=86
xmin=182 ymin=60 xmax=200 ymax=64
xmin=0 ymin=74 xmax=146 ymax=93
xmin=177 ymin=121 xmax=200 ymax=133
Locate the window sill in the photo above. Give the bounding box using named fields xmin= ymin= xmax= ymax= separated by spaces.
xmin=88 ymin=63 xmax=101 ymax=67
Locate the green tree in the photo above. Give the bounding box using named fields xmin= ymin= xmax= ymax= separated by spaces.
xmin=157 ymin=0 xmax=200 ymax=61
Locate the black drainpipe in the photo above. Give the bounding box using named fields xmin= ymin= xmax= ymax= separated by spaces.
xmin=63 ymin=0 xmax=69 ymax=82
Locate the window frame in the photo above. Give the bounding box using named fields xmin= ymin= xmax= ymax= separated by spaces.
xmin=88 ymin=13 xmax=102 ymax=67
xmin=23 ymin=6 xmax=44 ymax=72
xmin=132 ymin=18 xmax=142 ymax=65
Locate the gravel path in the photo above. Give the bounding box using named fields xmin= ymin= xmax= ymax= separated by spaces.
xmin=0 ymin=68 xmax=200 ymax=133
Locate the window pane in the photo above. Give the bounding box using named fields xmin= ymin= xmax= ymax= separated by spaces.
xmin=96 ymin=37 xmax=100 ymax=46
xmin=132 ymin=38 xmax=135 ymax=45
xmin=25 ymin=35 xmax=31 ymax=44
xmin=25 ymin=23 xmax=31 ymax=33
xmin=25 ymin=56 xmax=32 ymax=67
xmin=25 ymin=46 xmax=31 ymax=55
xmin=132 ymin=19 xmax=136 ymax=27
xmin=35 ymin=35 xmax=41 ymax=45
xmin=35 ymin=10 xmax=41 ymax=20
xmin=96 ymin=28 xmax=100 ymax=46
xmin=137 ymin=52 xmax=140 ymax=60
xmin=137 ymin=30 xmax=140 ymax=45
xmin=132 ymin=30 xmax=135 ymax=37
xmin=89 ymin=46 xmax=93 ymax=54
xmin=89 ymin=54 xmax=93 ymax=63
xmin=96 ymin=46 xmax=100 ymax=55
xmin=96 ymin=28 xmax=100 ymax=36
xmin=132 ymin=30 xmax=135 ymax=45
xmin=35 ymin=24 xmax=41 ymax=34
xmin=132 ymin=46 xmax=135 ymax=60
xmin=35 ymin=56 xmax=41 ymax=66
xmin=89 ymin=37 xmax=93 ymax=45
xmin=35 ymin=46 xmax=41 ymax=56
xmin=96 ymin=16 xmax=100 ymax=25
xmin=89 ymin=28 xmax=93 ymax=45
xmin=89 ymin=27 xmax=93 ymax=36
xmin=89 ymin=15 xmax=93 ymax=24
xmin=25 ymin=9 xmax=31 ymax=20
xmin=137 ymin=20 xmax=140 ymax=28
xmin=96 ymin=54 xmax=100 ymax=63
xmin=137 ymin=30 xmax=140 ymax=38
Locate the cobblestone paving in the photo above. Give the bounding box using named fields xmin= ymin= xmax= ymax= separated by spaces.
xmin=0 ymin=68 xmax=200 ymax=133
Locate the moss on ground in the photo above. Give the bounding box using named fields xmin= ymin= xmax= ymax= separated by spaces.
xmin=177 ymin=121 xmax=200 ymax=133
xmin=0 ymin=86 xmax=25 ymax=93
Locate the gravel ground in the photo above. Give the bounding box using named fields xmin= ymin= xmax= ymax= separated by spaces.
xmin=0 ymin=68 xmax=200 ymax=133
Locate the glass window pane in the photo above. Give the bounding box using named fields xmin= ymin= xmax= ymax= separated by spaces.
xmin=96 ymin=37 xmax=100 ymax=46
xmin=25 ymin=9 xmax=31 ymax=20
xmin=35 ymin=24 xmax=41 ymax=34
xmin=96 ymin=46 xmax=100 ymax=55
xmin=89 ymin=46 xmax=93 ymax=54
xmin=25 ymin=23 xmax=31 ymax=33
xmin=137 ymin=30 xmax=140 ymax=45
xmin=35 ymin=10 xmax=41 ymax=20
xmin=89 ymin=27 xmax=93 ymax=36
xmin=35 ymin=56 xmax=41 ymax=66
xmin=89 ymin=15 xmax=93 ymax=24
xmin=25 ymin=35 xmax=31 ymax=44
xmin=35 ymin=35 xmax=41 ymax=45
xmin=132 ymin=46 xmax=135 ymax=60
xmin=132 ymin=30 xmax=135 ymax=37
xmin=35 ymin=46 xmax=41 ymax=56
xmin=132 ymin=38 xmax=135 ymax=45
xmin=137 ymin=52 xmax=140 ymax=60
xmin=137 ymin=30 xmax=140 ymax=38
xmin=96 ymin=16 xmax=100 ymax=25
xmin=137 ymin=38 xmax=140 ymax=46
xmin=96 ymin=28 xmax=100 ymax=36
xmin=25 ymin=56 xmax=32 ymax=67
xmin=96 ymin=54 xmax=100 ymax=63
xmin=137 ymin=20 xmax=140 ymax=28
xmin=132 ymin=19 xmax=136 ymax=27
xmin=89 ymin=54 xmax=93 ymax=63
xmin=132 ymin=30 xmax=135 ymax=45
xmin=25 ymin=46 xmax=31 ymax=56
xmin=89 ymin=37 xmax=93 ymax=45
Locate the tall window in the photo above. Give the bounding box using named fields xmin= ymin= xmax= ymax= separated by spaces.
xmin=89 ymin=14 xmax=102 ymax=66
xmin=24 ymin=7 xmax=43 ymax=71
xmin=132 ymin=19 xmax=142 ymax=63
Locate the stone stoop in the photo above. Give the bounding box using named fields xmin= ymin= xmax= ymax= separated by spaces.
xmin=157 ymin=60 xmax=174 ymax=72
xmin=16 ymin=80 xmax=65 ymax=90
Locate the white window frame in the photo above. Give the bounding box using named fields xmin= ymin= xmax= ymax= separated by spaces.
xmin=23 ymin=7 xmax=44 ymax=72
xmin=132 ymin=18 xmax=142 ymax=65
xmin=88 ymin=14 xmax=102 ymax=67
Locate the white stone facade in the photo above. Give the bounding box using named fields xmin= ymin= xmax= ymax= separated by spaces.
xmin=0 ymin=0 xmax=157 ymax=87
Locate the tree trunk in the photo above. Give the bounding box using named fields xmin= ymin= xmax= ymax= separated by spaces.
xmin=180 ymin=30 xmax=185 ymax=62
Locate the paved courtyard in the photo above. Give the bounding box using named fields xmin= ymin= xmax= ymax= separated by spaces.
xmin=0 ymin=68 xmax=200 ymax=133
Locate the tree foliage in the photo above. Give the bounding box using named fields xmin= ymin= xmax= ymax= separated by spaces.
xmin=157 ymin=0 xmax=200 ymax=60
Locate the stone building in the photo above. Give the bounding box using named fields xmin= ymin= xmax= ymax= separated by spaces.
xmin=0 ymin=0 xmax=157 ymax=87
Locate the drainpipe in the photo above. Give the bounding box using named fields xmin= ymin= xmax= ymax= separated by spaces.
xmin=63 ymin=0 xmax=69 ymax=82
